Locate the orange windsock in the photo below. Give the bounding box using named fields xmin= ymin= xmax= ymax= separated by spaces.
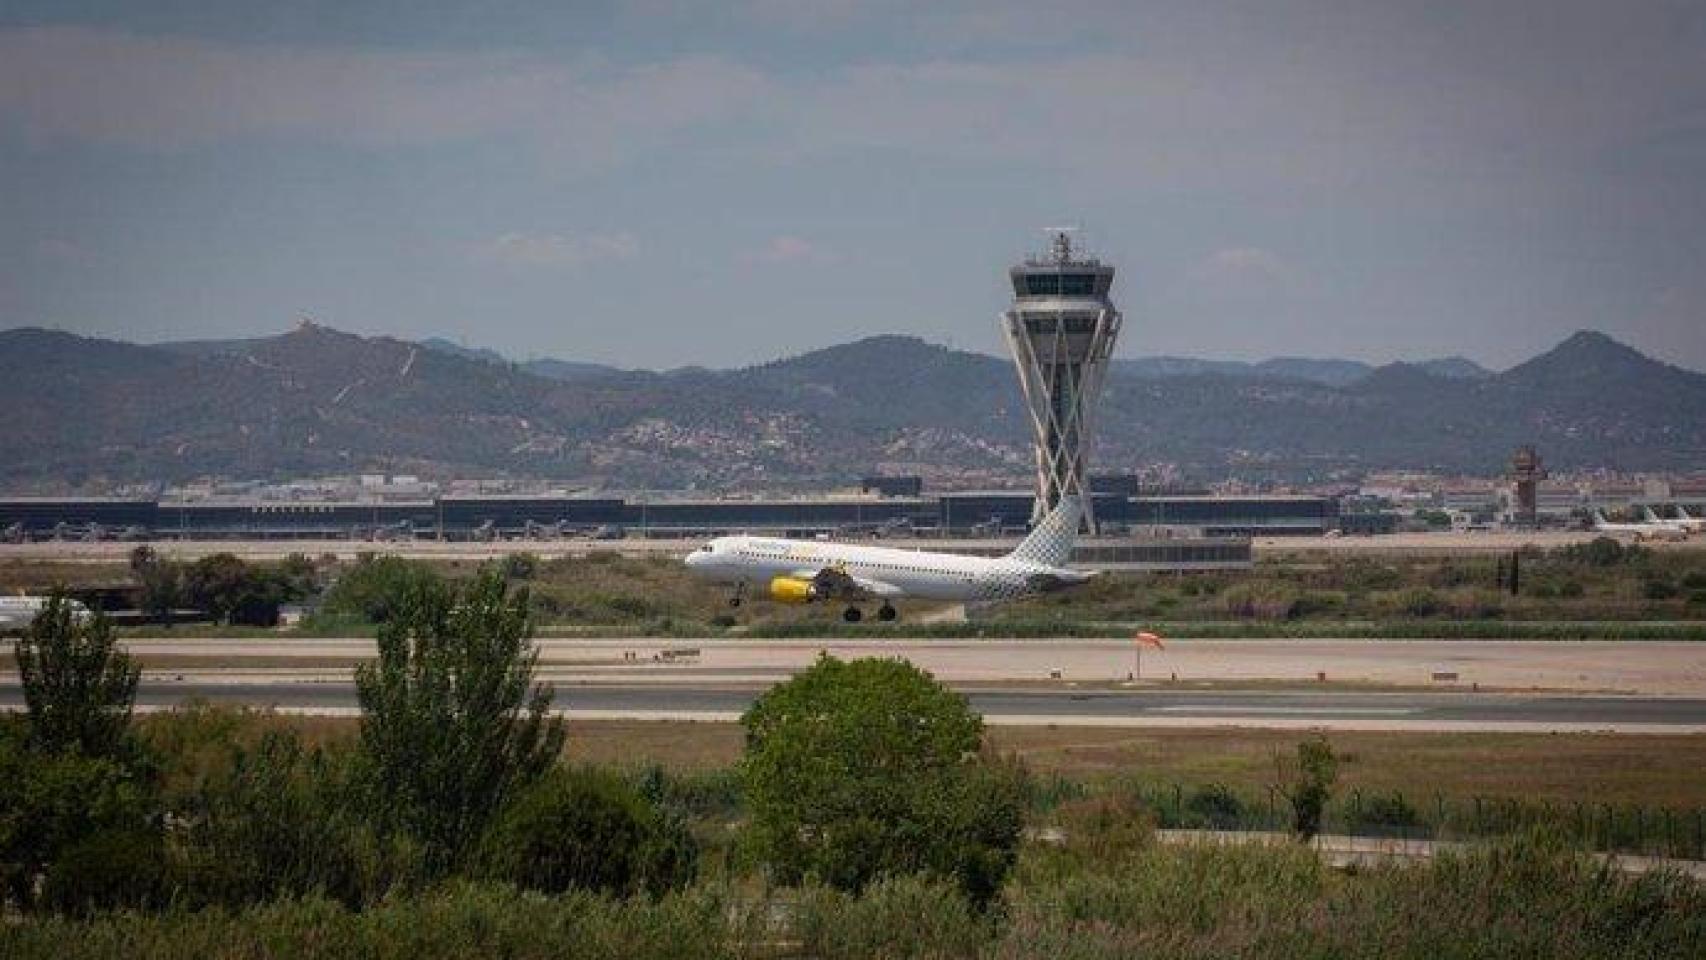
xmin=1135 ymin=631 xmax=1165 ymax=649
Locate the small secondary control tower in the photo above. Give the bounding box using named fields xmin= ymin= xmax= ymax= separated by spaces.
xmin=1001 ymin=229 xmax=1122 ymax=531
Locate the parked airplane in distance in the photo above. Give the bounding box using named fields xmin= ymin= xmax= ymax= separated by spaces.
xmin=1592 ymin=510 xmax=1689 ymax=542
xmin=1676 ymin=506 xmax=1706 ymax=534
xmin=684 ymin=496 xmax=1093 ymax=622
xmin=1643 ymin=505 xmax=1706 ymax=535
xmin=0 ymin=595 xmax=91 ymax=631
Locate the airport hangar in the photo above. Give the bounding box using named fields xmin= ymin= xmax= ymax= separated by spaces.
xmin=0 ymin=491 xmax=1340 ymax=572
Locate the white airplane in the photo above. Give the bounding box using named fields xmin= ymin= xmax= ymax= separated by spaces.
xmin=1676 ymin=506 xmax=1706 ymax=534
xmin=0 ymin=595 xmax=91 ymax=630
xmin=684 ymin=495 xmax=1093 ymax=622
xmin=1592 ymin=510 xmax=1688 ymax=542
xmin=1642 ymin=506 xmax=1704 ymax=535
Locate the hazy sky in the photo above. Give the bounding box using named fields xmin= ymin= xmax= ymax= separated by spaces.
xmin=3 ymin=1 xmax=1704 ymax=370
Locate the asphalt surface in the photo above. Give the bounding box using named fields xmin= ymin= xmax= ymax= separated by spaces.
xmin=5 ymin=679 xmax=1706 ymax=730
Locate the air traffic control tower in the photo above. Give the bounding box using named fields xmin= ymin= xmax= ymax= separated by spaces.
xmin=1002 ymin=230 xmax=1122 ymax=532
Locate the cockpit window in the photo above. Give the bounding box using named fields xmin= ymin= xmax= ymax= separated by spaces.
xmin=698 ymin=544 xmax=714 ymax=553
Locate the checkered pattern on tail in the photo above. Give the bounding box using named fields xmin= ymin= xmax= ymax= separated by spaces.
xmin=1006 ymin=495 xmax=1082 ymax=568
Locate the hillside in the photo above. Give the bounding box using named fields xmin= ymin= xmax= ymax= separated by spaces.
xmin=3 ymin=325 xmax=1702 ymax=489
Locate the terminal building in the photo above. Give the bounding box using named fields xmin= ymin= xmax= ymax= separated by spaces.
xmin=0 ymin=489 xmax=1348 ymax=570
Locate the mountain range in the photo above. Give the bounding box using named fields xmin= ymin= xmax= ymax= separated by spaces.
xmin=3 ymin=322 xmax=1703 ymax=491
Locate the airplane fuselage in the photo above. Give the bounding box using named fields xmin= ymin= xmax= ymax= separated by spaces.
xmin=685 ymin=535 xmax=1089 ymax=603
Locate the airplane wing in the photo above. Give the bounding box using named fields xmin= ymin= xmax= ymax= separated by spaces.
xmin=791 ymin=566 xmax=906 ymax=600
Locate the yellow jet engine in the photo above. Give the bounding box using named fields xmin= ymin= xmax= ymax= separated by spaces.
xmin=768 ymin=576 xmax=818 ymax=603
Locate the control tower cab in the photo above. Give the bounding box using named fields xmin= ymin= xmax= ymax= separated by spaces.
xmin=1001 ymin=230 xmax=1122 ymax=532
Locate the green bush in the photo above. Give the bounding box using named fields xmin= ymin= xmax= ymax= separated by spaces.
xmin=1217 ymin=581 xmax=1302 ymax=619
xmin=1394 ymin=587 xmax=1444 ymax=618
xmin=1047 ymin=793 xmax=1156 ymax=867
xmin=479 ymin=767 xmax=697 ymax=897
xmin=172 ymin=731 xmax=420 ymax=909
xmin=0 ymin=741 xmax=159 ymax=912
xmin=794 ymin=876 xmax=990 ymax=960
xmin=1344 ymin=791 xmax=1421 ymax=834
xmin=740 ymin=655 xmax=1025 ymax=907
xmin=314 ymin=555 xmax=442 ymax=625
xmin=1642 ymin=578 xmax=1679 ymax=600
xmin=1184 ymin=783 xmax=1248 ymax=829
xmin=498 ymin=552 xmax=539 ymax=581
xmin=39 ymin=828 xmax=169 ymax=915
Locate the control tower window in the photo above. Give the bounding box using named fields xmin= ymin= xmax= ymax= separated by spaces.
xmin=1024 ymin=274 xmax=1097 ymax=297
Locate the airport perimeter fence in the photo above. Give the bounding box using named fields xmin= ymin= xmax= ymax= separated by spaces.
xmin=1046 ymin=779 xmax=1706 ymax=861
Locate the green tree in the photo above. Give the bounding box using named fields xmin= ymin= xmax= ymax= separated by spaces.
xmin=16 ymin=594 xmax=138 ymax=759
xmin=740 ymin=655 xmax=1026 ymax=907
xmin=0 ymin=733 xmax=159 ymax=912
xmin=316 ymin=554 xmax=441 ymax=625
xmin=129 ymin=545 xmax=181 ymax=624
xmin=182 ymin=553 xmax=300 ymax=626
xmin=479 ymin=767 xmax=697 ymax=897
xmin=1279 ymin=735 xmax=1340 ymax=842
xmin=354 ymin=569 xmax=565 ymax=872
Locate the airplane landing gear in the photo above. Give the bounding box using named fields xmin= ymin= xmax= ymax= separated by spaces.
xmin=728 ymin=582 xmax=746 ymax=608
xmin=877 ymin=604 xmax=898 ymax=622
xmin=842 ymin=606 xmax=863 ymax=623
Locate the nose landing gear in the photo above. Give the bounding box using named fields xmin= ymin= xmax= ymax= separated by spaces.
xmin=728 ymin=582 xmax=746 ymax=608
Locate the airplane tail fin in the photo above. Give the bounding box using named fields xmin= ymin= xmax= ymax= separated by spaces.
xmin=1007 ymin=495 xmax=1083 ymax=568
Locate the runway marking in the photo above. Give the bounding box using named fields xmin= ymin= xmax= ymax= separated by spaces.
xmin=1151 ymin=706 xmax=1421 ymax=716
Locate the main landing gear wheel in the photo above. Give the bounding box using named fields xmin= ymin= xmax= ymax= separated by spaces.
xmin=842 ymin=606 xmax=863 ymax=623
xmin=728 ymin=597 xmax=743 ymax=608
xmin=877 ymin=604 xmax=898 ymax=622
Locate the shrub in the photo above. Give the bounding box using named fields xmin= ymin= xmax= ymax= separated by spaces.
xmin=1642 ymin=578 xmax=1679 ymax=600
xmin=480 ymin=767 xmax=697 ymax=897
xmin=1217 ymin=581 xmax=1302 ymax=619
xmin=1345 ymin=791 xmax=1421 ymax=834
xmin=1050 ymin=793 xmax=1156 ymax=865
xmin=498 ymin=552 xmax=539 ymax=581
xmin=39 ymin=828 xmax=168 ymax=916
xmin=1394 ymin=588 xmax=1443 ymax=618
xmin=315 ymin=555 xmax=442 ymax=625
xmin=172 ymin=730 xmax=419 ymax=909
xmin=794 ymin=876 xmax=989 ymax=960
xmin=740 ymin=655 xmax=1025 ymax=907
xmin=1184 ymin=783 xmax=1248 ymax=829
xmin=0 ymin=742 xmax=159 ymax=912
xmin=1562 ymin=537 xmax=1633 ymax=567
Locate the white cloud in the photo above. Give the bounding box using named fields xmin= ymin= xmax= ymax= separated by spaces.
xmin=744 ymin=235 xmax=831 ymax=264
xmin=1192 ymin=247 xmax=1299 ymax=289
xmin=477 ymin=231 xmax=640 ymax=268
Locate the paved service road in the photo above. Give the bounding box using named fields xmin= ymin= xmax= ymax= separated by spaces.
xmin=4 ymin=679 xmax=1705 ymax=732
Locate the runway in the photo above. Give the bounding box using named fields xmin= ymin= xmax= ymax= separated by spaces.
xmin=5 ymin=678 xmax=1704 ymax=733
